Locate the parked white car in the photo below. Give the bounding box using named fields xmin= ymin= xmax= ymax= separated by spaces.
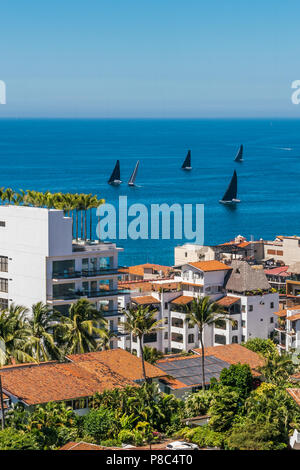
xmin=166 ymin=441 xmax=199 ymax=450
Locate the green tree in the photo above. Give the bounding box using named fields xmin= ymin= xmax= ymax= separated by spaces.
xmin=0 ymin=304 xmax=35 ymax=365
xmin=184 ymin=389 xmax=214 ymax=417
xmin=143 ymin=345 xmax=163 ymax=364
xmin=23 ymin=302 xmax=62 ymax=362
xmin=259 ymin=353 xmax=295 ymax=385
xmin=83 ymin=407 xmax=115 ymax=442
xmin=0 ymin=428 xmax=39 ymax=450
xmin=219 ymin=363 xmax=253 ymax=399
xmin=54 ymin=299 xmax=108 ymax=355
xmin=186 ymin=296 xmax=230 ymax=390
xmin=123 ymin=305 xmax=163 ymax=381
xmin=208 ymin=386 xmax=241 ymax=432
xmin=227 ymin=420 xmax=287 ymax=450
xmin=243 ymin=337 xmax=278 ymax=359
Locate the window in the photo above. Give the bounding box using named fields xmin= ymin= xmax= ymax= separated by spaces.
xmin=241 ymin=305 xmax=246 ymax=313
xmin=215 ymin=319 xmax=227 ymax=330
xmin=270 ymin=317 xmax=274 ymax=323
xmin=0 ymin=221 xmax=5 ymax=227
xmin=164 ymin=317 xmax=168 ymax=324
xmin=172 ymin=317 xmax=183 ymax=328
xmin=188 ymin=334 xmax=194 ymax=343
xmin=185 ymin=252 xmax=187 ymax=257
xmin=232 ymin=320 xmax=238 ymax=330
xmin=109 ymin=320 xmax=114 ymax=331
xmin=144 ymin=333 xmax=157 ymax=343
xmin=270 ymin=302 xmax=274 ymax=308
xmin=0 ymin=278 xmax=8 ymax=293
xmin=232 ymin=335 xmax=238 ymax=344
xmin=241 ymin=335 xmax=245 ymax=342
xmin=0 ymin=298 xmax=8 ymax=310
xmin=164 ymin=302 xmax=168 ymax=309
xmin=260 ymin=318 xmax=263 ymax=322
xmin=171 ymin=332 xmax=183 ymax=343
xmin=249 ymin=305 xmax=253 ymax=312
xmin=164 ymin=332 xmax=168 ymax=339
xmin=0 ymin=257 xmax=8 ymax=273
xmin=242 ymin=320 xmax=246 ymax=327
xmin=214 ymin=334 xmax=226 ymax=345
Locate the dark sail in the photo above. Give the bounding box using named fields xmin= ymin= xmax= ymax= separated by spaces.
xmin=221 ymin=170 xmax=237 ymax=201
xmin=128 ymin=160 xmax=139 ymax=185
xmin=108 ymin=160 xmax=121 ymax=184
xmin=181 ymin=150 xmax=191 ymax=169
xmin=234 ymin=145 xmax=243 ymax=162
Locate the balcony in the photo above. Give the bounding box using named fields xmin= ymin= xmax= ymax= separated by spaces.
xmin=52 ymin=268 xmax=119 ymax=280
xmin=72 ymin=240 xmax=118 ymax=253
xmin=48 ymin=289 xmax=130 ymax=302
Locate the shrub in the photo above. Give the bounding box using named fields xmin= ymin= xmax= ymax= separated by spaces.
xmin=175 ymin=426 xmax=225 ymax=449
xmin=219 ymin=363 xmax=253 ymax=399
xmin=84 ymin=407 xmax=115 ymax=442
xmin=184 ymin=389 xmax=214 ymax=417
xmin=0 ymin=428 xmax=39 ymax=450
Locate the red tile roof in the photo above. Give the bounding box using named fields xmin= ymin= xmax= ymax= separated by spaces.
xmin=131 ymin=295 xmax=160 ymax=305
xmin=0 ymin=350 xmax=167 ymax=406
xmin=171 ymin=295 xmax=194 ymax=305
xmin=287 ymin=313 xmax=300 ymax=322
xmin=188 ymin=261 xmax=232 ymax=272
xmin=68 ymin=349 xmax=167 ymax=382
xmin=216 ymin=296 xmax=240 ymax=307
xmin=264 ymin=266 xmax=289 ymax=276
xmin=121 ymin=263 xmax=172 ymax=277
xmin=192 ymin=344 xmax=264 ymax=376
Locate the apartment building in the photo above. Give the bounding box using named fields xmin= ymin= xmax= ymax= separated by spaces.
xmin=0 ymin=205 xmax=127 ymax=346
xmin=274 ymin=305 xmax=300 ymax=354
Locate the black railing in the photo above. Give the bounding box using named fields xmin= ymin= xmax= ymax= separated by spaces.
xmin=52 ymin=268 xmax=119 ymax=279
xmin=48 ymin=289 xmax=130 ymax=301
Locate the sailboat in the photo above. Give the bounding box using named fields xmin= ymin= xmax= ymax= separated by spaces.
xmin=234 ymin=145 xmax=243 ymax=162
xmin=108 ymin=160 xmax=122 ymax=185
xmin=128 ymin=160 xmax=139 ymax=186
xmin=219 ymin=170 xmax=240 ymax=204
xmin=181 ymin=150 xmax=192 ymax=170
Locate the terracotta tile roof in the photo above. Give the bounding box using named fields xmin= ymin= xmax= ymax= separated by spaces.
xmin=152 ymin=282 xmax=180 ymax=291
xmin=61 ymin=440 xmax=175 ymax=451
xmin=216 ymin=296 xmax=240 ymax=307
xmin=188 ymin=260 xmax=232 ymax=272
xmin=286 ymin=388 xmax=300 ymax=407
xmin=0 ymin=360 xmax=136 ymax=406
xmin=68 ymin=349 xmax=167 ymax=381
xmin=0 ymin=350 xmax=167 ymax=406
xmin=287 ymin=313 xmax=300 ymax=322
xmin=123 ymin=263 xmax=172 ymax=277
xmin=274 ymin=309 xmax=287 ymax=317
xmin=131 ymin=295 xmax=160 ymax=305
xmin=264 ymin=266 xmax=289 ymax=276
xmin=171 ymin=295 xmax=194 ymax=305
xmin=182 ymin=281 xmax=203 ymax=287
xmin=118 ymin=281 xmax=154 ymax=292
xmin=192 ymin=344 xmax=264 ymax=376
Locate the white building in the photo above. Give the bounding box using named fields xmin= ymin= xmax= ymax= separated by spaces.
xmin=274 ymin=305 xmax=300 ymax=355
xmin=0 ymin=205 xmax=126 ymax=347
xmin=119 ymin=259 xmax=279 ymax=355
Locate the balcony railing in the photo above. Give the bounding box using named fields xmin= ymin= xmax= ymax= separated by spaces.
xmin=48 ymin=289 xmax=130 ymax=301
xmin=52 ymin=268 xmax=119 ymax=279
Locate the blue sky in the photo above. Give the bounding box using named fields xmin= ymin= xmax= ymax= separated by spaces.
xmin=0 ymin=0 xmax=299 ymax=117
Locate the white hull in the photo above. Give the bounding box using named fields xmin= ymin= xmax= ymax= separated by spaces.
xmin=128 ymin=182 xmax=135 ymax=187
xmin=182 ymin=167 xmax=192 ymax=170
xmin=234 ymin=159 xmax=243 ymax=162
xmin=109 ymin=180 xmax=122 ymax=186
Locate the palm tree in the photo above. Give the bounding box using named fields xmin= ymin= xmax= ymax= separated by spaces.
xmin=2 ymin=188 xmax=15 ymax=205
xmin=259 ymin=353 xmax=295 ymax=385
xmin=88 ymin=195 xmax=101 ymax=241
xmin=123 ymin=305 xmax=163 ymax=381
xmin=186 ymin=296 xmax=230 ymax=390
xmin=0 ymin=304 xmax=35 ymax=365
xmin=23 ymin=302 xmax=62 ymax=362
xmin=97 ymin=329 xmax=117 ymax=350
xmin=143 ymin=345 xmax=163 ymax=364
xmin=54 ymin=299 xmax=108 ymax=355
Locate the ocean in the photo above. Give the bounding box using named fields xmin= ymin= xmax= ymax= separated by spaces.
xmin=0 ymin=118 xmax=300 ymax=266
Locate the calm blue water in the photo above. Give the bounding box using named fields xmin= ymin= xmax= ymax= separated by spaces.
xmin=0 ymin=118 xmax=300 ymax=266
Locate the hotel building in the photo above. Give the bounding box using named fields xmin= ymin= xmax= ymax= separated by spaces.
xmin=0 ymin=205 xmax=127 ymax=346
